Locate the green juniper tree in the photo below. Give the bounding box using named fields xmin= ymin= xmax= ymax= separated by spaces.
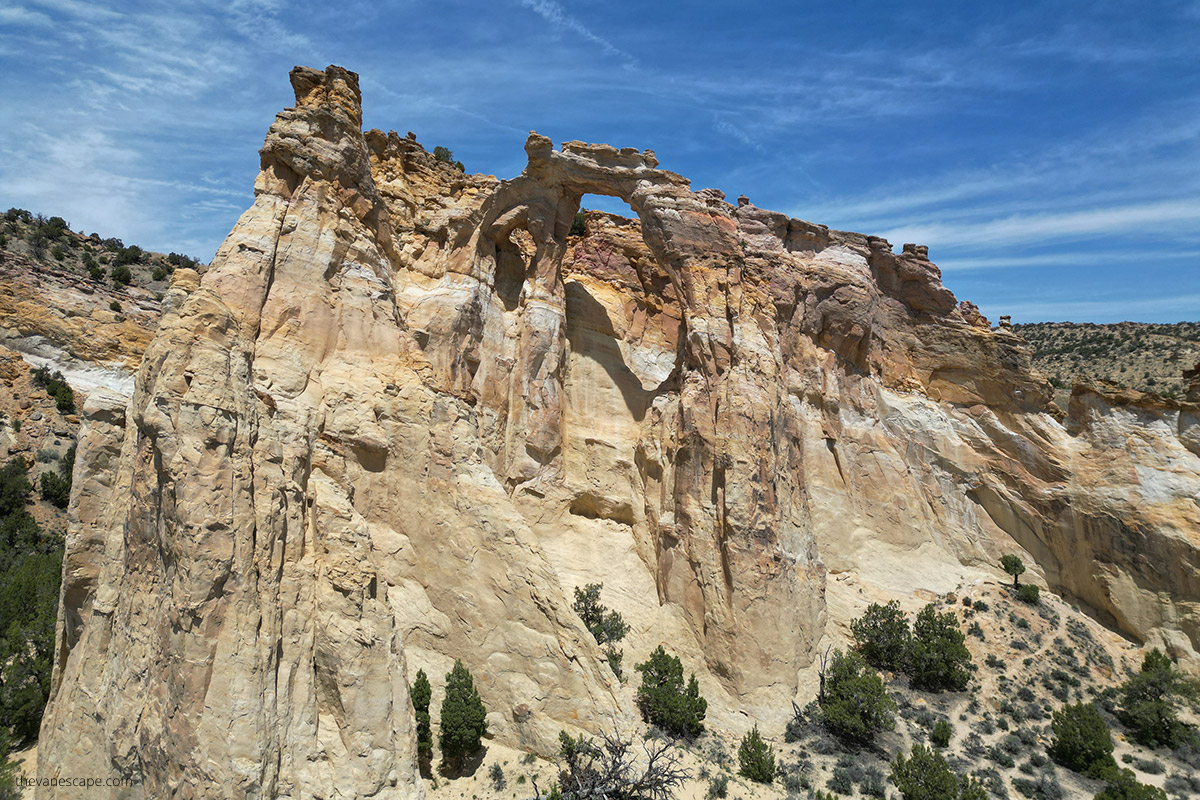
xmin=411 ymin=669 xmax=432 ymax=770
xmin=634 ymin=646 xmax=706 ymax=738
xmin=851 ymin=600 xmax=911 ymax=672
xmin=1118 ymin=648 xmax=1200 ymax=748
xmin=439 ymin=660 xmax=487 ymax=770
xmin=908 ymin=604 xmax=973 ymax=692
xmin=572 ymin=583 xmax=630 ymax=678
xmin=818 ymin=649 xmax=896 ymax=744
xmin=1001 ymin=554 xmax=1026 ymax=587
xmin=1048 ymin=702 xmax=1115 ymax=778
xmin=737 ymin=725 xmax=775 ymax=784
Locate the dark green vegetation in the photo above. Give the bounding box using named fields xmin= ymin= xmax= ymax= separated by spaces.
xmin=1117 ymin=649 xmax=1200 ymax=749
xmin=572 ymin=583 xmax=630 ymax=678
xmin=411 ymin=669 xmax=432 ymax=771
xmin=0 ymin=457 xmax=65 ymax=792
xmin=431 ymin=146 xmax=465 ymax=172
xmin=1017 ymin=584 xmax=1041 ymax=605
xmin=570 ymin=210 xmax=587 ymax=236
xmin=818 ymin=649 xmax=896 ymax=744
xmin=634 ymin=646 xmax=706 ymax=738
xmin=439 ymin=660 xmax=487 ymax=770
xmin=850 ymin=600 xmax=974 ymax=693
xmin=1 ymin=207 xmax=201 ymax=291
xmin=851 ymin=599 xmax=910 ymax=671
xmin=1012 ymin=321 xmax=1200 ymax=401
xmin=737 ymin=724 xmax=775 ymax=783
xmin=1001 ymin=555 xmax=1026 ymax=587
xmin=38 ymin=445 xmax=73 ymax=510
xmin=1095 ymin=770 xmax=1168 ymax=800
xmin=30 ymin=367 xmax=74 ymax=415
xmin=891 ymin=744 xmax=985 ymax=800
xmin=1049 ymin=702 xmax=1115 ymax=777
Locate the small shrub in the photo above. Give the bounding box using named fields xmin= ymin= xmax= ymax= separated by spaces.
xmin=932 ymin=719 xmax=953 ymax=748
xmin=39 ymin=471 xmax=70 ymax=509
xmin=51 ymin=245 xmax=65 ymax=261
xmin=152 ymin=266 xmax=168 ymax=281
xmin=110 ymin=264 xmax=132 ymax=286
xmin=110 ymin=300 xmax=122 ymax=312
xmin=890 ymin=744 xmax=957 ymax=800
xmin=433 ymin=145 xmax=454 ymax=163
xmin=1131 ymin=757 xmax=1163 ymax=775
xmin=489 ymin=762 xmax=505 ymax=791
xmin=737 ymin=725 xmax=775 ymax=784
xmin=828 ymin=767 xmax=853 ymax=795
xmin=1018 ymin=584 xmax=1041 ymax=605
xmin=706 ymin=773 xmax=728 ymax=799
xmin=88 ymin=266 xmax=105 ymax=281
xmin=570 ymin=210 xmax=587 ymax=236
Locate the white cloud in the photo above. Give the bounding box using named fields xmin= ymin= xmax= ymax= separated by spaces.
xmin=0 ymin=5 xmax=53 ymax=26
xmin=879 ymin=199 xmax=1200 ymax=250
xmin=518 ymin=0 xmax=637 ymax=68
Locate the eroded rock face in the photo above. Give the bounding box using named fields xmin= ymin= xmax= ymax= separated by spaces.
xmin=39 ymin=65 xmax=1200 ymax=798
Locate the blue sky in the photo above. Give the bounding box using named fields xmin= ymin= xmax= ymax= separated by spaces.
xmin=1 ymin=1 xmax=1197 ymax=323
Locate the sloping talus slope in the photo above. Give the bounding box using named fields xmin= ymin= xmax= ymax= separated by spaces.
xmin=37 ymin=66 xmax=1200 ymax=799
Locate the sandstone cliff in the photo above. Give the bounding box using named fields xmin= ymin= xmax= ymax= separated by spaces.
xmin=36 ymin=66 xmax=1200 ymax=799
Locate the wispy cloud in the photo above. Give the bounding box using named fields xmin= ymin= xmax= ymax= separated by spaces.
xmin=518 ymin=0 xmax=637 ymax=68
xmin=0 ymin=5 xmax=53 ymax=26
xmin=999 ymin=294 xmax=1200 ymax=324
xmin=940 ymin=250 xmax=1200 ymax=272
xmin=879 ymin=199 xmax=1200 ymax=250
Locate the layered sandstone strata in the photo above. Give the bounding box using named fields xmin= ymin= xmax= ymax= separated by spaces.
xmin=37 ymin=66 xmax=1200 ymax=799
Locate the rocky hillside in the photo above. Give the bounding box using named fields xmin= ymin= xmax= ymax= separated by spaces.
xmin=0 ymin=209 xmax=202 ymax=395
xmin=13 ymin=65 xmax=1200 ymax=800
xmin=1013 ymin=322 xmax=1200 ymax=406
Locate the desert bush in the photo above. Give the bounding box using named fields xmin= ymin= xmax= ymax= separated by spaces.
xmin=819 ymin=649 xmax=896 ymax=744
xmin=909 ymin=604 xmax=973 ymax=692
xmin=572 ymin=583 xmax=629 ymax=678
xmin=570 ymin=210 xmax=587 ymax=236
xmin=737 ymin=725 xmax=774 ymax=783
xmin=634 ymin=646 xmax=706 ymax=738
xmin=851 ymin=600 xmax=911 ymax=671
xmin=1018 ymin=584 xmax=1041 ymax=605
xmin=1096 ymin=769 xmax=1168 ymax=800
xmin=889 ymin=744 xmax=962 ymax=800
xmin=31 ymin=367 xmax=74 ymax=414
xmin=1118 ymin=649 xmax=1200 ymax=749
